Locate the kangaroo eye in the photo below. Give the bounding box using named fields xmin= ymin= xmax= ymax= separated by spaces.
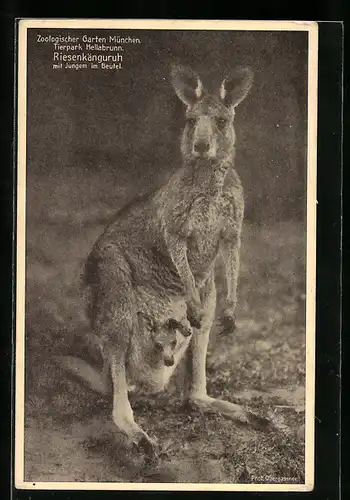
xmin=187 ymin=117 xmax=196 ymax=128
xmin=154 ymin=341 xmax=163 ymax=352
xmin=170 ymin=340 xmax=177 ymax=349
xmin=216 ymin=118 xmax=227 ymax=130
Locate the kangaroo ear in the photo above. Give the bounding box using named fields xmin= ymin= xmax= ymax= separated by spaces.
xmin=220 ymin=67 xmax=254 ymax=109
xmin=171 ymin=64 xmax=204 ymax=107
xmin=166 ymin=318 xmax=192 ymax=337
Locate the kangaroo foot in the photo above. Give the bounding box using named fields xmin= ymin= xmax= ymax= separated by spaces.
xmin=187 ymin=395 xmax=271 ymax=430
xmin=114 ymin=418 xmax=159 ymax=458
xmin=133 ymin=433 xmax=160 ymax=468
xmin=134 ymin=432 xmax=159 ymax=459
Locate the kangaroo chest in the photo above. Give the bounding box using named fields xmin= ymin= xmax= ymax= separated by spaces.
xmin=186 ymin=196 xmax=227 ymax=279
xmin=167 ymin=184 xmax=240 ymax=284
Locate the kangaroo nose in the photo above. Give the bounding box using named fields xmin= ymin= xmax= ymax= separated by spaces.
xmin=194 ymin=140 xmax=210 ymax=154
xmin=164 ymin=355 xmax=174 ymax=367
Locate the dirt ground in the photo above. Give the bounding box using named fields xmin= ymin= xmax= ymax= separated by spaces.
xmin=23 ymin=198 xmax=306 ymax=484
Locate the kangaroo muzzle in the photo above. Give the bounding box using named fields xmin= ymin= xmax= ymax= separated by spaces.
xmin=191 ymin=115 xmax=217 ymax=158
xmin=194 ymin=139 xmax=210 ymax=155
xmin=163 ymin=354 xmax=175 ymax=367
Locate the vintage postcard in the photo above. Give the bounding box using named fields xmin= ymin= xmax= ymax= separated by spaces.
xmin=15 ymin=19 xmax=318 ymax=492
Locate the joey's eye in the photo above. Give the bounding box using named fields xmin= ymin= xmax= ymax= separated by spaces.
xmin=154 ymin=341 xmax=163 ymax=352
xmin=170 ymin=339 xmax=177 ymax=349
xmin=187 ymin=117 xmax=196 ymax=128
xmin=216 ymin=118 xmax=227 ymax=130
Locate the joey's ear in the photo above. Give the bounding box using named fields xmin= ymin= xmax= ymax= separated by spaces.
xmin=171 ymin=64 xmax=204 ymax=107
xmin=220 ymin=67 xmax=254 ymax=109
xmin=167 ymin=318 xmax=192 ymax=337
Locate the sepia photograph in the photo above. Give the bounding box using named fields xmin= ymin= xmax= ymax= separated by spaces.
xmin=15 ymin=19 xmax=318 ymax=491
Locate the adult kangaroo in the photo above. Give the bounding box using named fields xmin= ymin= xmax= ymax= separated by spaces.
xmin=84 ymin=64 xmax=264 ymax=456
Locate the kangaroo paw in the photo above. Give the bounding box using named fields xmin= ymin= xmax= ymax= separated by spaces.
xmin=218 ymin=313 xmax=236 ymax=335
xmin=188 ymin=395 xmax=271 ymax=430
xmin=187 ymin=305 xmax=204 ymax=329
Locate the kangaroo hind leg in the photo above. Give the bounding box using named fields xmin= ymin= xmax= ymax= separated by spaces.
xmin=107 ymin=344 xmax=158 ymax=457
xmin=91 ymin=249 xmax=158 ymax=457
xmin=187 ymin=274 xmax=271 ymax=430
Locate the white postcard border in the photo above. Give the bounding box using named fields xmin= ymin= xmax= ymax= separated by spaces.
xmin=15 ymin=18 xmax=318 ymax=492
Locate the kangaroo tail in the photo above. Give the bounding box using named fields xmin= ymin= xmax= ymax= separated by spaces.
xmin=53 ymin=355 xmax=111 ymax=396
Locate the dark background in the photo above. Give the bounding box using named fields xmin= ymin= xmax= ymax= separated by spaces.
xmin=26 ymin=29 xmax=308 ymax=226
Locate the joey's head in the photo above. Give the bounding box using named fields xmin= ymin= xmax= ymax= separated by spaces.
xmin=138 ymin=312 xmax=192 ymax=368
xmin=171 ymin=64 xmax=253 ymax=165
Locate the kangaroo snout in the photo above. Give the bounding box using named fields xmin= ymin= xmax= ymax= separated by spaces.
xmin=163 ymin=354 xmax=175 ymax=367
xmin=193 ymin=139 xmax=210 ymax=155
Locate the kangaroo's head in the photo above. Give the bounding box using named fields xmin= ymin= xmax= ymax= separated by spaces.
xmin=138 ymin=312 xmax=192 ymax=367
xmin=171 ymin=65 xmax=253 ymax=164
